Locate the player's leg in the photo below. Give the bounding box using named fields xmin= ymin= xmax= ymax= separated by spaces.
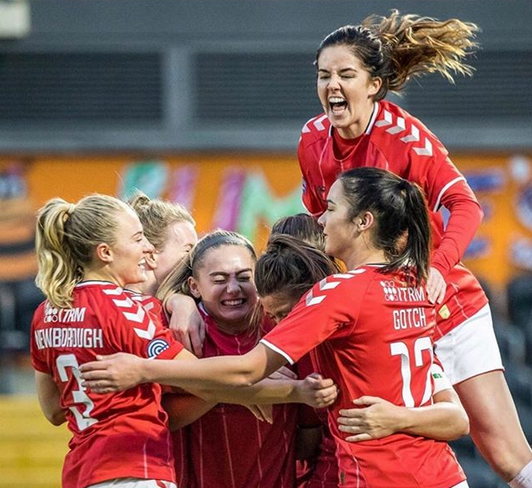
xmin=435 ymin=304 xmax=532 ymax=485
xmin=455 ymin=371 xmax=532 ymax=483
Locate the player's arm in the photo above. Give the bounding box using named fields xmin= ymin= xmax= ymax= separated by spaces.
xmin=337 ymin=389 xmax=468 ymax=442
xmin=165 ymin=348 xmax=336 ymax=408
xmin=81 ymin=344 xmax=287 ymax=393
xmin=298 ymin=138 xmax=325 ymax=218
xmin=416 ymin=150 xmax=483 ymax=302
xmin=165 ymin=293 xmax=206 ymax=357
xmin=188 ymin=373 xmax=337 ymax=408
xmin=337 ymin=365 xmax=469 ymax=442
xmin=162 ymin=392 xmax=217 ymax=430
xmin=35 ymin=371 xmax=66 ymax=426
xmin=431 ymin=176 xmax=483 ymax=277
xmin=81 ymin=284 xmax=348 ymax=394
xmin=422 ymin=150 xmax=483 ymax=276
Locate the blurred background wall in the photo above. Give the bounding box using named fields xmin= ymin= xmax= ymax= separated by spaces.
xmin=1 ymin=1 xmax=532 ymax=487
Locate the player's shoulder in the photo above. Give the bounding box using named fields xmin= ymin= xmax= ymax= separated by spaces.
xmin=371 ymin=101 xmax=447 ymax=159
xmin=300 ymin=113 xmax=331 ymax=144
xmin=77 ymin=280 xmax=126 ymax=308
xmin=125 ymin=289 xmax=161 ymax=310
xmin=307 ymin=268 xmax=374 ymax=304
xmin=31 ymin=299 xmax=49 ymax=328
xmin=77 ymin=281 xmax=148 ymax=326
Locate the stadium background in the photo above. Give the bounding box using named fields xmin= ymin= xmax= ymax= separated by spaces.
xmin=1 ymin=1 xmax=531 ymax=487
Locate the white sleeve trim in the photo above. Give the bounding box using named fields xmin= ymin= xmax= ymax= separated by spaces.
xmin=432 ymin=176 xmax=465 ymax=212
xmin=260 ymin=339 xmax=295 ymax=365
xmin=431 ymin=363 xmax=453 ymax=394
xmin=365 ymin=101 xmax=380 ymax=134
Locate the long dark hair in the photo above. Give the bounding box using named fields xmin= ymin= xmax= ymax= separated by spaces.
xmin=255 ymin=234 xmax=340 ymax=301
xmin=338 ymin=167 xmax=431 ymax=284
xmin=271 ymin=213 xmax=326 ymax=252
xmin=316 ymin=10 xmax=479 ymax=101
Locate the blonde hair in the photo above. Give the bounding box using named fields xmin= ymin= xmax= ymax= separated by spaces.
xmin=129 ymin=192 xmax=195 ymax=250
xmin=35 ymin=194 xmax=130 ymax=309
xmin=317 ymin=10 xmax=480 ymax=100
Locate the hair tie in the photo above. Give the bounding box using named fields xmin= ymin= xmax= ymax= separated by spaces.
xmin=398 ymin=179 xmax=410 ymax=192
xmin=67 ymin=203 xmax=76 ymax=215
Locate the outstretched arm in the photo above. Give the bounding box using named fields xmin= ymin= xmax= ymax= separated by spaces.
xmin=190 ymin=373 xmax=337 ymax=409
xmin=80 ymin=344 xmax=287 ymax=393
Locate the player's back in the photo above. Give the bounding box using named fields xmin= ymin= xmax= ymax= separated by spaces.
xmin=31 ymin=281 xmax=177 ymax=488
xmin=313 ymin=267 xmax=465 ymax=488
xmin=264 ymin=266 xmax=465 ymax=487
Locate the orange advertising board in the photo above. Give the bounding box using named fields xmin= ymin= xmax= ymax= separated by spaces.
xmin=1 ymin=153 xmax=532 ymax=288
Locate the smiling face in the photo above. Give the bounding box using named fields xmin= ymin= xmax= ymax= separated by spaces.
xmin=188 ymin=244 xmax=258 ymax=330
xmin=316 ymin=44 xmax=381 ymax=139
xmin=153 ymin=220 xmax=198 ymax=284
xmin=105 ymin=208 xmax=154 ymax=287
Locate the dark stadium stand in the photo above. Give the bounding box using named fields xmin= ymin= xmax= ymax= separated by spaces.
xmin=448 ymin=313 xmax=532 ymax=488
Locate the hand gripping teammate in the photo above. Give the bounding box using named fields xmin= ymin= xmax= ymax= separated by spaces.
xmin=81 ymin=168 xmax=470 ymax=488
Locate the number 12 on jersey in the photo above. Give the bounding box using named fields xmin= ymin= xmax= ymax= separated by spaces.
xmin=391 ymin=337 xmax=433 ymax=408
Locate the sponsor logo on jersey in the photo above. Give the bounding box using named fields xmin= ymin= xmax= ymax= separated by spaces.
xmin=147 ymin=338 xmax=170 ymax=358
xmin=44 ymin=303 xmax=87 ymax=324
xmin=379 ymin=280 xmax=425 ymax=302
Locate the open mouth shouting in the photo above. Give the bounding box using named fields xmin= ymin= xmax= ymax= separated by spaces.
xmin=329 ymin=96 xmax=348 ymax=117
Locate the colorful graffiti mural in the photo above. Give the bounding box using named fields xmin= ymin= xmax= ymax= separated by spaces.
xmin=1 ymin=152 xmax=531 ymax=288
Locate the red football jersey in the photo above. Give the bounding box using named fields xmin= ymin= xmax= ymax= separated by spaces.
xmin=30 ymin=281 xmax=183 ymax=488
xmin=125 ymin=289 xmax=169 ymax=328
xmin=298 ymin=101 xmax=487 ymax=338
xmin=175 ymin=304 xmax=297 ymax=488
xmin=261 ymin=266 xmax=466 ymax=488
xmin=296 ymin=354 xmax=339 ymax=488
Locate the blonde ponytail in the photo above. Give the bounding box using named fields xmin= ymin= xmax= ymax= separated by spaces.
xmin=35 ymin=198 xmax=80 ymax=309
xmin=35 ymin=194 xmax=130 ymax=308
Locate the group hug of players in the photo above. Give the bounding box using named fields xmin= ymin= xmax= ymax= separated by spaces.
xmin=30 ymin=11 xmax=532 ymax=488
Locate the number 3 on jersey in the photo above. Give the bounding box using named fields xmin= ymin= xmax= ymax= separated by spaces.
xmin=391 ymin=337 xmax=433 ymax=408
xmin=56 ymin=354 xmax=98 ymax=430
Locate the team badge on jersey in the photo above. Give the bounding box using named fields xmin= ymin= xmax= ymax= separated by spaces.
xmin=147 ymin=338 xmax=170 ymax=358
xmin=438 ymin=304 xmax=451 ymax=320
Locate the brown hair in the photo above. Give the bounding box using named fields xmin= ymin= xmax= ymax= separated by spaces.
xmin=255 ymin=234 xmax=340 ymax=301
xmin=316 ymin=10 xmax=480 ymax=100
xmin=338 ymin=167 xmax=432 ymax=284
xmin=271 ymin=213 xmax=326 ymax=252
